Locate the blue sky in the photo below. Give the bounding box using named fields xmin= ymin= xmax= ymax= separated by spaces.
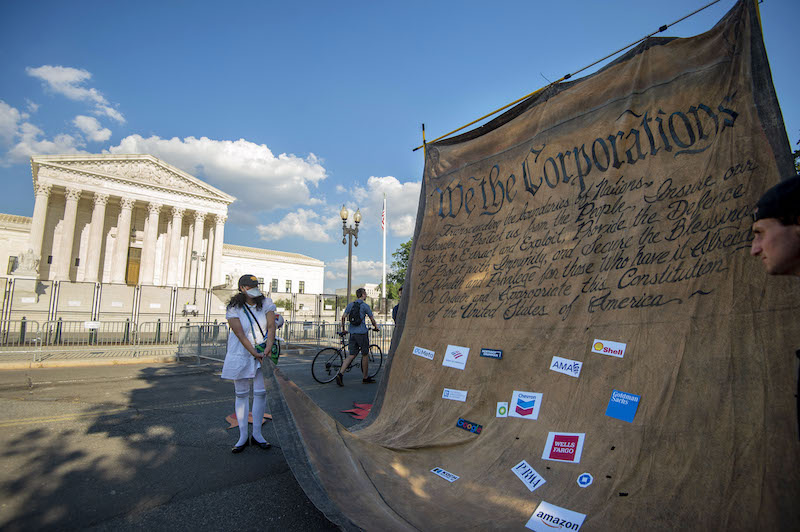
xmin=0 ymin=0 xmax=796 ymax=293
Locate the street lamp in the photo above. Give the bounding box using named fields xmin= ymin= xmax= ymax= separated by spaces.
xmin=191 ymin=250 xmax=206 ymax=308
xmin=340 ymin=205 xmax=361 ymax=303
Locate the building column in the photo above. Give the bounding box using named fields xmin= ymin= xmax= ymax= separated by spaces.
xmin=166 ymin=206 xmax=185 ymax=286
xmin=27 ymin=182 xmax=53 ymax=269
xmin=54 ymin=186 xmax=82 ymax=281
xmin=138 ymin=202 xmax=162 ymax=285
xmin=111 ymin=198 xmax=135 ymax=283
xmin=188 ymin=212 xmax=206 ymax=287
xmin=84 ymin=193 xmax=109 ymax=282
xmin=210 ymin=214 xmax=227 ymax=287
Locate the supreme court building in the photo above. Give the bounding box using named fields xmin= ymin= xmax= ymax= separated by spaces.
xmin=0 ymin=154 xmax=324 ymax=296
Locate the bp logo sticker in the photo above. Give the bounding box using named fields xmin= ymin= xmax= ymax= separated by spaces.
xmin=577 ymin=473 xmax=593 ymax=488
xmin=496 ymin=402 xmax=508 ymax=417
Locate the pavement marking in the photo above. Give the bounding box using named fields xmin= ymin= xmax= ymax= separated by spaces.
xmin=0 ymin=397 xmax=230 ymax=428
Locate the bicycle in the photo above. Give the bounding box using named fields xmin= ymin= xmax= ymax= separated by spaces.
xmin=311 ymin=329 xmax=383 ymax=384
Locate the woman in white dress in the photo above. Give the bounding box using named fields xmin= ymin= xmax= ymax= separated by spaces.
xmin=222 ymin=274 xmax=277 ymax=453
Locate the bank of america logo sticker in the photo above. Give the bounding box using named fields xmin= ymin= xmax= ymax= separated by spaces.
xmin=508 ymin=391 xmax=542 ymax=420
xmin=442 ymin=345 xmax=470 ymax=370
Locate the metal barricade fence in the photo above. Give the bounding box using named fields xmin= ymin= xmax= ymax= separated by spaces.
xmin=0 ymin=318 xmax=41 ymax=347
xmin=177 ymin=324 xmax=229 ymax=362
xmin=137 ymin=320 xmax=223 ymax=345
xmin=41 ymin=319 xmax=134 ymax=347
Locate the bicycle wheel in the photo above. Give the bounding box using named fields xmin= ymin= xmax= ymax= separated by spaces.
xmin=312 ymin=348 xmax=343 ymax=383
xmin=366 ymin=344 xmax=383 ymax=379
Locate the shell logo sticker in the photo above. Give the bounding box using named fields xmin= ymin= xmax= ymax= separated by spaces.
xmin=590 ymin=339 xmax=626 ymax=358
xmin=593 ymin=341 xmax=603 ymax=351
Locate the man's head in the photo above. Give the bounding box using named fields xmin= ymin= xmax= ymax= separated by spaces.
xmin=356 ymin=287 xmax=367 ymax=300
xmin=398 ymin=286 xmax=403 ymax=297
xmin=750 ymin=174 xmax=800 ymax=276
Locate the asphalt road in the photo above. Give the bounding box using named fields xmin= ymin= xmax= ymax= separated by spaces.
xmin=0 ymin=347 xmax=384 ymax=531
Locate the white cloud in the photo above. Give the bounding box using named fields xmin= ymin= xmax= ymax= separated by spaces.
xmin=0 ymin=101 xmax=22 ymax=145
xmin=25 ymin=99 xmax=39 ymax=113
xmin=26 ymin=65 xmax=125 ymax=123
xmin=0 ymin=100 xmax=85 ymax=165
xmin=105 ymin=135 xmax=327 ymax=212
xmin=324 ymin=255 xmax=385 ymax=287
xmin=256 ymin=208 xmax=339 ymax=242
xmin=342 ymin=175 xmax=421 ymax=237
xmin=74 ymin=115 xmax=111 ymax=142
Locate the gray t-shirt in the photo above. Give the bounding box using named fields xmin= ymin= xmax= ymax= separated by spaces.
xmin=344 ymin=300 xmax=374 ymax=334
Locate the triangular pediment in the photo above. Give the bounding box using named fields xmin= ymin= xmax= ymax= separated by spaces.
xmin=31 ymin=154 xmax=235 ymax=204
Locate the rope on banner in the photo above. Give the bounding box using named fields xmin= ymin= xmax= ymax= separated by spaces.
xmin=412 ymin=0 xmax=724 ymax=151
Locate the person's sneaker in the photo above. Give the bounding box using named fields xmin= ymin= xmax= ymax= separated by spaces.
xmin=335 ymin=373 xmax=343 ymax=386
xmin=362 ymin=377 xmax=376 ymax=383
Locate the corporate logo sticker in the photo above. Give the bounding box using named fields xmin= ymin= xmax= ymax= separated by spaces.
xmin=496 ymin=402 xmax=509 ymax=417
xmin=430 ymin=467 xmax=459 ymax=483
xmin=413 ymin=346 xmax=435 ymax=360
xmin=577 ymin=473 xmax=593 ymax=488
xmin=550 ymin=356 xmax=582 ymax=378
xmin=509 ymin=391 xmax=543 ymax=420
xmin=442 ymin=388 xmax=467 ymax=402
xmin=542 ymin=432 xmax=586 ymax=463
xmin=456 ymin=418 xmax=483 ymax=435
xmin=591 ymin=339 xmax=626 ymax=358
xmin=443 ymin=345 xmax=470 ymax=370
xmin=480 ymin=348 xmax=503 ymax=359
xmin=512 ymin=460 xmax=546 ymax=492
xmin=605 ymin=389 xmax=641 ymax=423
xmin=525 ymin=501 xmax=587 ymax=532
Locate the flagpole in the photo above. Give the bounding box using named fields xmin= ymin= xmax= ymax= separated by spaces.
xmin=382 ymin=193 xmax=387 ymax=319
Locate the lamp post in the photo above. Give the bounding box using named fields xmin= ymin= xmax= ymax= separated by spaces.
xmin=191 ymin=250 xmax=206 ymax=308
xmin=340 ymin=205 xmax=361 ymax=303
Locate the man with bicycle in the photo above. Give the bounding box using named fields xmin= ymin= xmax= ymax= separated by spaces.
xmin=337 ymin=287 xmax=380 ymax=386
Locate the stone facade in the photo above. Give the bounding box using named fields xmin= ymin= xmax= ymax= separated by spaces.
xmin=1 ymin=154 xmax=324 ymax=293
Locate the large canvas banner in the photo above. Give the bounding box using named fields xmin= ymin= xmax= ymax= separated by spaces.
xmin=266 ymin=1 xmax=799 ymax=530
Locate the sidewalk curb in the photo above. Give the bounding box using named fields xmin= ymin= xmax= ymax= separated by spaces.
xmin=0 ymin=355 xmax=179 ymax=370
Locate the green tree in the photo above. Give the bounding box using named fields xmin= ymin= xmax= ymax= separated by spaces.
xmin=388 ymin=238 xmax=412 ymax=288
xmin=273 ymin=297 xmax=293 ymax=310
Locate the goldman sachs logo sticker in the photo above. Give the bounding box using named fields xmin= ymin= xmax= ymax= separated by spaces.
xmin=525 ymin=501 xmax=586 ymax=532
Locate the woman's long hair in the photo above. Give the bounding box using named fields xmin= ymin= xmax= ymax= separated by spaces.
xmin=227 ymin=290 xmax=265 ymax=310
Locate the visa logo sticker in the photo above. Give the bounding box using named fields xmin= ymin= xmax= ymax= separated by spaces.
xmin=442 ymin=388 xmax=467 ymax=402
xmin=591 ymin=338 xmax=626 ymax=358
xmin=512 ymin=460 xmax=546 ymax=492
xmin=480 ymin=348 xmax=503 ymax=359
xmin=456 ymin=417 xmax=482 ymax=434
xmin=605 ymin=389 xmax=641 ymax=423
xmin=525 ymin=501 xmax=586 ymax=532
xmin=496 ymin=402 xmax=509 ymax=417
xmin=430 ymin=467 xmax=459 ymax=483
xmin=509 ymin=391 xmax=543 ymax=420
xmin=443 ymin=345 xmax=470 ymax=370
xmin=412 ymin=346 xmax=435 ymax=360
xmin=549 ymin=356 xmax=582 ymax=378
xmin=542 ymin=432 xmax=585 ymax=463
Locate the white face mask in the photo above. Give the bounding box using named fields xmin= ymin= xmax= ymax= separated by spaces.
xmin=244 ymin=287 xmax=262 ymax=298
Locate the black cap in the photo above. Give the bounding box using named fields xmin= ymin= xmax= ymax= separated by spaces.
xmin=238 ymin=274 xmax=259 ymax=287
xmin=753 ymin=174 xmax=800 ymax=222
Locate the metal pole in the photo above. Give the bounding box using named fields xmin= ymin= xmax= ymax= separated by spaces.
xmin=346 ymin=232 xmax=352 ymax=303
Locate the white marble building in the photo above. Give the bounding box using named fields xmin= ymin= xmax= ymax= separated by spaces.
xmin=1 ymin=154 xmax=324 ymax=293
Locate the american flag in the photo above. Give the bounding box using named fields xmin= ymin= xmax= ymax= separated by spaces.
xmin=381 ymin=205 xmax=385 ymax=230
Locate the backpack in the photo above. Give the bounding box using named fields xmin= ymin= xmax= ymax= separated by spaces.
xmin=348 ymin=300 xmax=363 ymax=326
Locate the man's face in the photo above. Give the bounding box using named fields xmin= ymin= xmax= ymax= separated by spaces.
xmin=750 ymin=218 xmax=800 ymax=275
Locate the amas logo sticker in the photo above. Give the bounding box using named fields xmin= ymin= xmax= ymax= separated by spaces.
xmin=509 ymin=391 xmax=543 ymax=420
xmin=549 ymin=356 xmax=582 ymax=378
xmin=591 ymin=339 xmax=626 ymax=358
xmin=525 ymin=501 xmax=586 ymax=532
xmin=443 ymin=345 xmax=470 ymax=370
xmin=542 ymin=432 xmax=586 ymax=463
